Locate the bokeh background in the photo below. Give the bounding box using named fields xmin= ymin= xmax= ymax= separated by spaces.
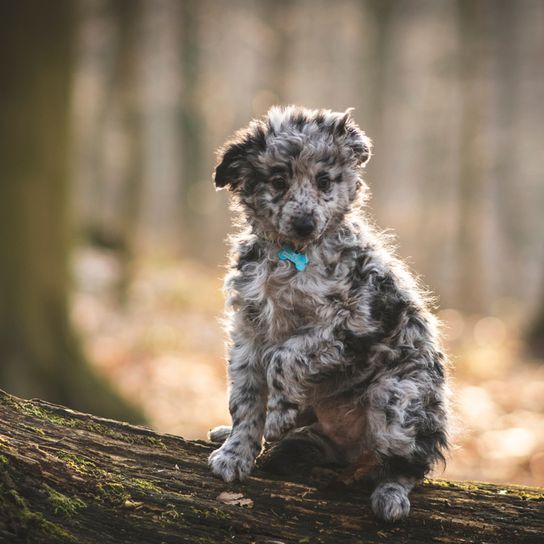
xmin=1 ymin=0 xmax=544 ymax=487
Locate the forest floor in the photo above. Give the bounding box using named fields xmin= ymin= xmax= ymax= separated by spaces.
xmin=72 ymin=249 xmax=544 ymax=487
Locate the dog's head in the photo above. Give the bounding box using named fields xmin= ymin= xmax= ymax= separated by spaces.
xmin=214 ymin=106 xmax=372 ymax=245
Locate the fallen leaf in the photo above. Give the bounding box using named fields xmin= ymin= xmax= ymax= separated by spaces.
xmin=216 ymin=491 xmax=254 ymax=508
xmin=336 ymin=515 xmax=361 ymax=530
xmin=123 ymin=499 xmax=144 ymax=509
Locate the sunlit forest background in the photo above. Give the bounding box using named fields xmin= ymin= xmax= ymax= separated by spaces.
xmin=1 ymin=0 xmax=544 ymax=487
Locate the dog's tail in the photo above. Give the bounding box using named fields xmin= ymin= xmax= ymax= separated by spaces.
xmin=208 ymin=425 xmax=231 ymax=443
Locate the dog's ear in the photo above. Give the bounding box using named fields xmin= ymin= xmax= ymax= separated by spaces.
xmin=214 ymin=122 xmax=267 ymax=190
xmin=335 ymin=109 xmax=372 ymax=167
xmin=214 ymin=141 xmax=247 ymax=189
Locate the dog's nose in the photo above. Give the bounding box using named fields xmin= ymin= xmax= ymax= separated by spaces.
xmin=292 ymin=214 xmax=316 ymax=237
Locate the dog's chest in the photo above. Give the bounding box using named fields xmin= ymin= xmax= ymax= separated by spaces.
xmin=239 ymin=250 xmax=351 ymax=343
xmin=266 ymin=262 xmax=324 ymax=330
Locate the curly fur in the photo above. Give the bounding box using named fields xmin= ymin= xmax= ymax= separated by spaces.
xmin=208 ymin=106 xmax=449 ymax=522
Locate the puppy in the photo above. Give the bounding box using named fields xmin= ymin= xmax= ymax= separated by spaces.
xmin=208 ymin=106 xmax=449 ymax=522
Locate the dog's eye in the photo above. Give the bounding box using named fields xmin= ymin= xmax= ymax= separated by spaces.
xmin=272 ymin=177 xmax=288 ymax=192
xmin=317 ymin=173 xmax=331 ymax=192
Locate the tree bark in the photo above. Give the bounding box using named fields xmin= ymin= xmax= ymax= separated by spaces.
xmin=0 ymin=390 xmax=542 ymax=544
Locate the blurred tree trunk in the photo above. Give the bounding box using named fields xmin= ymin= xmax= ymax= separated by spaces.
xmin=78 ymin=0 xmax=144 ymax=305
xmin=527 ymin=284 xmax=544 ymax=359
xmin=366 ymin=0 xmax=394 ymax=131
xmin=0 ymin=1 xmax=144 ymax=423
xmin=364 ymin=0 xmax=394 ymax=207
xmin=103 ymin=0 xmax=144 ymax=303
xmin=456 ymin=0 xmax=488 ymax=313
xmin=492 ymin=1 xmax=522 ymax=299
xmin=262 ymin=0 xmax=294 ymax=103
xmin=179 ymin=0 xmax=205 ymax=254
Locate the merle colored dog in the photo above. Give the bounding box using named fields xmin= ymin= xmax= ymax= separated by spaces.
xmin=208 ymin=106 xmax=449 ymax=522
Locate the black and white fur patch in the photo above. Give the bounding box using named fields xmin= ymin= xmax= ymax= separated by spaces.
xmin=208 ymin=106 xmax=449 ymax=523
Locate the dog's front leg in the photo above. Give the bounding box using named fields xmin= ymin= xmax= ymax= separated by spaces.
xmin=263 ymin=331 xmax=340 ymax=441
xmin=264 ymin=328 xmax=343 ymax=441
xmin=208 ymin=343 xmax=266 ymax=482
xmin=263 ymin=345 xmax=307 ymax=442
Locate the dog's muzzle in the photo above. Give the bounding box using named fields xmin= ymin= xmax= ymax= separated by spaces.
xmin=292 ymin=214 xmax=316 ymax=238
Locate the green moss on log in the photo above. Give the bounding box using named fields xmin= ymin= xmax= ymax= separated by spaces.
xmin=0 ymin=484 xmax=77 ymax=542
xmin=45 ymin=485 xmax=86 ymax=517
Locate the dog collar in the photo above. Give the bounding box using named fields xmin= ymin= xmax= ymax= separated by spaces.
xmin=278 ymin=246 xmax=309 ymax=271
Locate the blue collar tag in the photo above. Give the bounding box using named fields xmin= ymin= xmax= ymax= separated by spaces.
xmin=278 ymin=246 xmax=309 ymax=271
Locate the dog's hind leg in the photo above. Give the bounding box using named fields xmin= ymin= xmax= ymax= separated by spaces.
xmin=364 ymin=374 xmax=448 ymax=522
xmin=258 ymin=424 xmax=349 ymax=478
xmin=369 ymin=465 xmax=419 ymax=522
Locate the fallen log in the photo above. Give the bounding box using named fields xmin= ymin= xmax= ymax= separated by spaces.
xmin=0 ymin=389 xmax=542 ymax=544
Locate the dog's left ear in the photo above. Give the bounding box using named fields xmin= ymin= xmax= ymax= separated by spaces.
xmin=214 ymin=121 xmax=267 ymax=190
xmin=335 ymin=109 xmax=372 ymax=167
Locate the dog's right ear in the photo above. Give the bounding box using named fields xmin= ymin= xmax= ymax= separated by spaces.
xmin=214 ymin=141 xmax=246 ymax=190
xmin=214 ymin=122 xmax=267 ymax=190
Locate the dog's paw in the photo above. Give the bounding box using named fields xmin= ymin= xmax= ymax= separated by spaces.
xmin=264 ymin=406 xmax=298 ymax=442
xmin=370 ymin=482 xmax=411 ymax=522
xmin=208 ymin=425 xmax=231 ymax=444
xmin=208 ymin=443 xmax=254 ymax=482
